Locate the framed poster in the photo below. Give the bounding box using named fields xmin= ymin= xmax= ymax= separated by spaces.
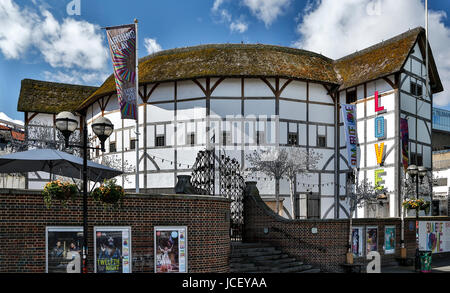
xmin=154 ymin=226 xmax=187 ymax=273
xmin=366 ymin=226 xmax=378 ymax=253
xmin=46 ymin=227 xmax=83 ymax=273
xmin=384 ymin=226 xmax=396 ymax=254
xmin=351 ymin=227 xmax=364 ymax=257
xmin=94 ymin=227 xmax=132 ymax=273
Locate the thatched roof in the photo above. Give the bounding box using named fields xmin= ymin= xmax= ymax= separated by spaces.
xmin=17 ymin=27 xmax=443 ymax=114
xmin=334 ymin=27 xmax=443 ymax=92
xmin=17 ymin=79 xmax=98 ymax=114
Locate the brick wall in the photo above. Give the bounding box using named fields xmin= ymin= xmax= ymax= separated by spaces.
xmin=243 ymin=190 xmax=450 ymax=272
xmin=0 ymin=189 xmax=231 ymax=273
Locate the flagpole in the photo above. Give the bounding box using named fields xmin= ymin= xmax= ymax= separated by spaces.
xmin=135 ymin=18 xmax=140 ymax=194
xmin=425 ymin=0 xmax=430 ymax=99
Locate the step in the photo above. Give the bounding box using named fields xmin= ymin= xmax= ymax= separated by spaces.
xmin=276 ymin=261 xmax=305 ymax=270
xmin=230 ymin=263 xmax=256 ymax=269
xmin=279 ymin=264 xmax=313 ymax=273
xmin=231 ymin=247 xmax=278 ymax=254
xmin=298 ymin=268 xmax=321 ymax=273
xmin=253 ymin=253 xmax=289 ymax=262
xmin=231 ymin=242 xmax=272 ymax=249
xmin=231 ymin=249 xmax=282 ymax=258
xmin=256 ymin=257 xmax=297 ymax=266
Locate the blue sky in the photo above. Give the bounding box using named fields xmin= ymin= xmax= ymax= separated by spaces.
xmin=1 ymin=0 xmax=450 ymax=122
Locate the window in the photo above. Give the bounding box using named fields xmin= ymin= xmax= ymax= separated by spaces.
xmin=410 ymin=81 xmax=423 ymax=97
xmin=222 ymin=131 xmax=232 ymax=146
xmin=109 ymin=142 xmax=116 ymax=153
xmin=95 ymin=147 xmax=100 ymax=157
xmin=346 ymin=90 xmax=357 ymax=104
xmin=156 ymin=135 xmax=165 ymax=147
xmin=130 ymin=139 xmax=137 ymax=150
xmin=256 ymin=131 xmax=265 ymax=145
xmin=410 ymin=152 xmax=423 ymax=166
xmin=288 ymin=132 xmax=298 ymax=146
xmin=187 ymin=132 xmax=195 ymax=146
xmin=317 ymin=135 xmax=326 ymax=147
xmin=307 ymin=193 xmax=320 ymax=219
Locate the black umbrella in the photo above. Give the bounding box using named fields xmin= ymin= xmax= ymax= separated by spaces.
xmin=0 ymin=148 xmax=122 ymax=182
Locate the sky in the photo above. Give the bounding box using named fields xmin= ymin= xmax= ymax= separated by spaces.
xmin=1 ymin=0 xmax=450 ymax=123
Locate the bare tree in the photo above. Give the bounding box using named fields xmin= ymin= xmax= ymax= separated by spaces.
xmin=345 ymin=175 xmax=386 ymax=261
xmin=245 ymin=147 xmax=322 ymax=217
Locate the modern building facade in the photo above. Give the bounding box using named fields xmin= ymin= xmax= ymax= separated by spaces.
xmin=17 ymin=27 xmax=443 ymax=219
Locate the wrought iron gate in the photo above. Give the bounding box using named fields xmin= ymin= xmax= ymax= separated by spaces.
xmin=191 ymin=149 xmax=245 ymax=241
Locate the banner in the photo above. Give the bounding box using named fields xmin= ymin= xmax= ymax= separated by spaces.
xmin=400 ymin=118 xmax=409 ymax=173
xmin=46 ymin=227 xmax=83 ymax=273
xmin=341 ymin=104 xmax=359 ymax=168
xmin=106 ymin=24 xmax=137 ymax=120
xmin=94 ymin=227 xmax=132 ymax=273
xmin=418 ymin=221 xmax=450 ymax=253
xmin=154 ymin=226 xmax=187 ymax=273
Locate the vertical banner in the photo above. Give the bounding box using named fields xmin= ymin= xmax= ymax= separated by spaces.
xmin=400 ymin=118 xmax=409 ymax=173
xmin=46 ymin=227 xmax=83 ymax=273
xmin=94 ymin=227 xmax=132 ymax=273
xmin=418 ymin=221 xmax=450 ymax=253
xmin=341 ymin=104 xmax=359 ymax=168
xmin=106 ymin=24 xmax=137 ymax=120
xmin=154 ymin=226 xmax=188 ymax=273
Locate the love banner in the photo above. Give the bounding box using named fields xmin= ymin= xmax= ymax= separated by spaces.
xmin=106 ymin=24 xmax=137 ymax=120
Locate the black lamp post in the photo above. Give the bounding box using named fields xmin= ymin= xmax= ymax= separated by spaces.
xmin=55 ymin=111 xmax=113 ymax=273
xmin=406 ymin=164 xmax=428 ymax=272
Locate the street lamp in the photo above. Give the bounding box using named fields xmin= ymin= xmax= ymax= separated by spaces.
xmin=55 ymin=111 xmax=113 ymax=273
xmin=406 ymin=164 xmax=429 ymax=272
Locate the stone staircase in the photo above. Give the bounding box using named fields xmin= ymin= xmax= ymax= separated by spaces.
xmin=230 ymin=242 xmax=321 ymax=273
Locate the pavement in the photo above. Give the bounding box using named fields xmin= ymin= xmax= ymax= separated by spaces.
xmin=382 ymin=255 xmax=450 ymax=273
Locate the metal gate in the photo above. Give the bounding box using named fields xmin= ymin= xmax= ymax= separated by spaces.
xmin=191 ymin=149 xmax=245 ymax=241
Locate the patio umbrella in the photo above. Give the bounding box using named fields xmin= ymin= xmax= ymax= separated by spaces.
xmin=0 ymin=148 xmax=122 ymax=182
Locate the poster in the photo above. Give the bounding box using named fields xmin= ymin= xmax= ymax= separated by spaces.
xmin=154 ymin=226 xmax=187 ymax=273
xmin=94 ymin=227 xmax=132 ymax=273
xmin=106 ymin=24 xmax=137 ymax=120
xmin=341 ymin=104 xmax=359 ymax=168
xmin=46 ymin=227 xmax=83 ymax=273
xmin=418 ymin=221 xmax=450 ymax=253
xmin=366 ymin=226 xmax=378 ymax=253
xmin=384 ymin=226 xmax=396 ymax=254
xmin=351 ymin=227 xmax=363 ymax=257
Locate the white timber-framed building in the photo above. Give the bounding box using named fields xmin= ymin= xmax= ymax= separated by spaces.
xmin=17 ymin=27 xmax=443 ymax=219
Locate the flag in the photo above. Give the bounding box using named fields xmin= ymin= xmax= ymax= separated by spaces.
xmin=400 ymin=118 xmax=409 ymax=173
xmin=341 ymin=104 xmax=359 ymax=169
xmin=106 ymin=24 xmax=137 ymax=120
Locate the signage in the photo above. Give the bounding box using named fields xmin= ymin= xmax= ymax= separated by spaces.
xmin=341 ymin=104 xmax=359 ymax=168
xmin=94 ymin=227 xmax=132 ymax=273
xmin=154 ymin=226 xmax=188 ymax=273
xmin=46 ymin=227 xmax=83 ymax=273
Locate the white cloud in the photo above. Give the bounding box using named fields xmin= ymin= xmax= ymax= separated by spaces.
xmin=0 ymin=0 xmax=38 ymax=59
xmin=212 ymin=0 xmax=225 ymax=12
xmin=230 ymin=20 xmax=249 ymax=33
xmin=144 ymin=38 xmax=163 ymax=55
xmin=294 ymin=0 xmax=450 ymax=107
xmin=0 ymin=112 xmax=23 ymax=125
xmin=0 ymin=1 xmax=108 ymax=72
xmin=43 ymin=69 xmax=110 ymax=86
xmin=242 ymin=0 xmax=291 ymax=27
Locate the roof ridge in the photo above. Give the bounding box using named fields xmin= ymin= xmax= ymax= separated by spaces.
xmin=21 ymin=78 xmax=99 ymax=89
xmin=334 ymin=26 xmax=424 ymax=63
xmin=140 ymin=43 xmax=334 ymax=63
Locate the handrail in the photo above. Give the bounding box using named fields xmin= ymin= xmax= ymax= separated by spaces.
xmin=270 ymin=226 xmax=327 ymax=253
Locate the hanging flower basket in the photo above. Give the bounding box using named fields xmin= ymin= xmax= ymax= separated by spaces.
xmin=402 ymin=198 xmax=430 ymax=212
xmin=91 ymin=179 xmax=125 ymax=208
xmin=42 ymin=180 xmax=78 ymax=208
